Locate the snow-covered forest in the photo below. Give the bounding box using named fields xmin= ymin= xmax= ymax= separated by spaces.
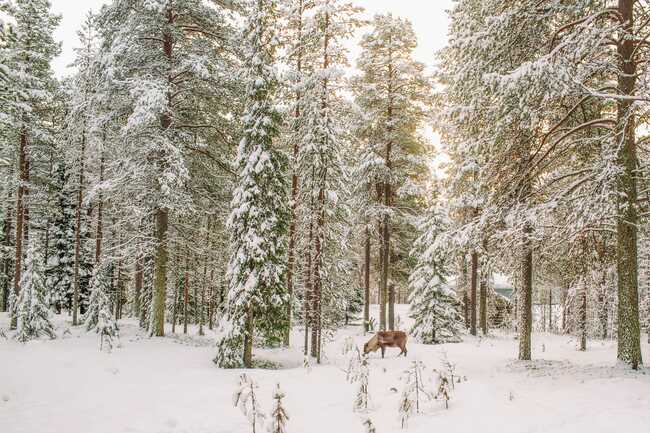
xmin=1 ymin=0 xmax=649 ymax=432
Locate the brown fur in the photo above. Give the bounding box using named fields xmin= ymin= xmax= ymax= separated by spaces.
xmin=363 ymin=331 xmax=408 ymax=358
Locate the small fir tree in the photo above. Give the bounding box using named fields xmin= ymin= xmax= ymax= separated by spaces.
xmin=83 ymin=264 xmax=119 ymax=351
xmin=266 ymin=384 xmax=289 ymax=433
xmin=409 ymin=206 xmax=464 ymax=344
xmin=233 ymin=374 xmax=266 ymax=433
xmin=398 ymin=360 xmax=431 ymax=428
xmin=352 ymin=353 xmax=370 ymax=412
xmin=15 ymin=241 xmax=56 ymax=342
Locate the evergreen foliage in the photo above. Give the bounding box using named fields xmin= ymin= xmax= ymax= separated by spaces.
xmin=15 ymin=241 xmax=56 ymax=342
xmin=409 ymin=207 xmax=463 ymax=344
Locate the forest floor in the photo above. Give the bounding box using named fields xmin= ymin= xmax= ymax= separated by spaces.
xmin=1 ymin=305 xmax=649 ymax=433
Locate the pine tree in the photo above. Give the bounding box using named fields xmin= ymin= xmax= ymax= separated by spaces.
xmin=353 ymin=13 xmax=433 ymax=331
xmin=0 ymin=0 xmax=61 ymax=329
xmin=95 ymin=0 xmax=238 ymax=337
xmin=215 ymin=0 xmax=289 ymax=369
xmin=266 ymin=384 xmax=289 ymax=433
xmin=15 ymin=240 xmax=56 ymax=342
xmin=409 ymin=206 xmax=463 ymax=344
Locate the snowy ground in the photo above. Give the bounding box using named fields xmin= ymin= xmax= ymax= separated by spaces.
xmin=1 ymin=306 xmax=649 ymax=433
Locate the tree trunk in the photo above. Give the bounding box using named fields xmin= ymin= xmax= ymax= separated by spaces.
xmin=183 ymin=254 xmax=189 ymax=334
xmin=518 ymin=233 xmax=533 ymax=361
xmin=2 ymin=198 xmax=12 ymax=313
xmin=134 ymin=255 xmax=143 ymax=318
xmin=388 ymin=284 xmax=395 ymax=330
xmin=95 ymin=148 xmax=105 ymax=265
xmin=72 ymin=132 xmax=86 ymax=326
xmin=615 ymin=0 xmax=642 ymax=369
xmin=243 ymin=306 xmax=253 ymax=368
xmin=480 ymin=270 xmax=487 ymax=335
xmin=152 ymin=208 xmax=169 ymax=336
xmin=460 ymin=255 xmax=469 ymax=328
xmin=579 ymin=281 xmax=587 ymax=351
xmin=284 ymin=0 xmax=305 ymax=348
xmin=304 ymin=221 xmax=313 ymax=356
xmin=470 ymin=251 xmax=478 ymax=336
xmin=548 ymin=289 xmax=553 ymax=333
xmin=11 ymin=130 xmax=28 ymax=330
xmin=364 ymin=225 xmax=370 ymax=332
xmin=151 ymin=7 xmax=174 ymax=337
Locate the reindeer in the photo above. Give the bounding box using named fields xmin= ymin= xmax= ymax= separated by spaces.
xmin=363 ymin=331 xmax=408 ymax=358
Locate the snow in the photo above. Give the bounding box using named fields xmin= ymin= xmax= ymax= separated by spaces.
xmin=1 ymin=305 xmax=649 ymax=433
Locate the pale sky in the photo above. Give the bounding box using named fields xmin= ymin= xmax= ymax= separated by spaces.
xmin=51 ymin=0 xmax=454 ymax=77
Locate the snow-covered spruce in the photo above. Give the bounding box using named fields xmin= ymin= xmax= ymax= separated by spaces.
xmin=351 ymin=353 xmax=371 ymax=412
xmin=266 ymin=383 xmax=289 ymax=433
xmin=409 ymin=206 xmax=464 ymax=344
xmin=83 ymin=264 xmax=119 ymax=352
xmin=215 ymin=0 xmax=289 ymax=369
xmin=15 ymin=241 xmax=56 ymax=342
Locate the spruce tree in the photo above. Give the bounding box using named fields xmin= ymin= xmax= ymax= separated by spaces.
xmin=215 ymin=0 xmax=288 ymax=369
xmin=409 ymin=206 xmax=463 ymax=344
xmin=15 ymin=240 xmax=56 ymax=342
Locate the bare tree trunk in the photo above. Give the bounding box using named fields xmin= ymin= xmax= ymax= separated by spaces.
xmin=460 ymin=255 xmax=469 ymax=328
xmin=470 ymin=251 xmax=478 ymax=336
xmin=547 ymin=289 xmax=552 ymax=333
xmin=11 ymin=130 xmax=27 ymax=330
xmin=208 ymin=268 xmax=215 ymax=330
xmin=579 ymin=280 xmax=587 ymax=351
xmin=243 ymin=306 xmax=253 ymax=368
xmin=72 ymin=132 xmax=86 ymax=326
xmin=183 ymin=254 xmax=189 ymax=334
xmin=134 ymin=255 xmax=143 ymax=318
xmin=363 ymin=225 xmax=370 ymax=333
xmin=95 ymin=149 xmax=104 ymax=264
xmin=304 ymin=221 xmax=313 ymax=356
xmin=518 ymin=232 xmax=533 ymax=361
xmin=480 ymin=270 xmax=487 ymax=335
xmin=615 ymin=0 xmax=642 ymax=369
xmin=2 ymin=195 xmax=13 ymax=313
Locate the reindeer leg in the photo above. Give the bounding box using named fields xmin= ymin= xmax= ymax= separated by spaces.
xmin=381 ymin=346 xmax=385 ymax=358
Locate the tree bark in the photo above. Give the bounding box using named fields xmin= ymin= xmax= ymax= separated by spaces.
xmin=243 ymin=306 xmax=253 ymax=368
xmin=470 ymin=251 xmax=478 ymax=336
xmin=615 ymin=0 xmax=642 ymax=369
xmin=11 ymin=130 xmax=28 ymax=330
xmin=480 ymin=270 xmax=487 ymax=335
xmin=364 ymin=225 xmax=370 ymax=332
xmin=72 ymin=132 xmax=86 ymax=326
xmin=518 ymin=232 xmax=533 ymax=361
xmin=183 ymin=254 xmax=189 ymax=334
xmin=579 ymin=280 xmax=587 ymax=351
